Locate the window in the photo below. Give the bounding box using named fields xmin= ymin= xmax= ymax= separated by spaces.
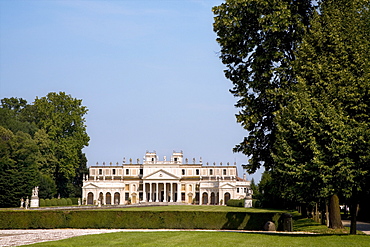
xmin=210 ymin=169 xmax=213 ymax=175
xmin=237 ymin=188 xmax=240 ymax=193
xmin=125 ymin=192 xmax=129 ymax=200
xmin=126 ymin=169 xmax=129 ymax=175
xmin=196 ymin=169 xmax=200 ymax=175
xmin=99 ymin=169 xmax=102 ymax=175
xmin=125 ymin=184 xmax=129 ymax=190
xmin=112 ymin=169 xmax=116 ymax=175
xmin=182 ymin=169 xmax=185 ymax=175
xmin=174 ymin=158 xmax=178 ymax=162
xmin=223 ymin=169 xmax=227 ymax=175
xmin=139 ymin=168 xmax=143 ymax=175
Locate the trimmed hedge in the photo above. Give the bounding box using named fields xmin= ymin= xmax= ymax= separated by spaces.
xmin=226 ymin=199 xmax=244 ymax=207
xmin=0 ymin=210 xmax=284 ymax=230
xmin=38 ymin=198 xmax=77 ymax=207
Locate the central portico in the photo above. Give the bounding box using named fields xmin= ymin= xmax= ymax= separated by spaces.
xmin=143 ymin=169 xmax=181 ymax=202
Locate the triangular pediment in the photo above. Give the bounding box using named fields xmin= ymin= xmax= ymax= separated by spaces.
xmin=220 ymin=183 xmax=235 ymax=189
xmin=143 ymin=169 xmax=179 ymax=180
xmin=83 ymin=183 xmax=99 ymax=189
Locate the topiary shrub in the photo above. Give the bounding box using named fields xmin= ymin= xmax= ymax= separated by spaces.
xmin=51 ymin=198 xmax=58 ymax=206
xmin=45 ymin=199 xmax=51 ymax=206
xmin=39 ymin=199 xmax=45 ymax=207
xmin=71 ymin=198 xmax=79 ymax=205
xmin=66 ymin=198 xmax=72 ymax=205
xmin=59 ymin=198 xmax=67 ymax=206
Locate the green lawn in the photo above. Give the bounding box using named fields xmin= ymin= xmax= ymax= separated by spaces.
xmin=24 ymin=231 xmax=370 ymax=247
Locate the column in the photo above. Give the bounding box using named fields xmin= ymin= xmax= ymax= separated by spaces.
xmin=169 ymin=183 xmax=173 ymax=202
xmin=163 ymin=182 xmax=167 ymax=202
xmin=143 ymin=183 xmax=147 ymax=202
xmin=155 ymin=183 xmax=159 ymax=202
xmin=149 ymin=182 xmax=152 ymax=202
xmin=177 ymin=183 xmax=181 ymax=202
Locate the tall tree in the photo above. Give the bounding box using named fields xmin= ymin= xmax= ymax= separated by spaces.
xmin=0 ymin=127 xmax=39 ymax=207
xmin=30 ymin=92 xmax=90 ymax=197
xmin=273 ymin=0 xmax=370 ymax=231
xmin=213 ymin=0 xmax=313 ymax=173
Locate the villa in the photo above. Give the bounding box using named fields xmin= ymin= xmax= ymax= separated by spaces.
xmin=82 ymin=151 xmax=251 ymax=205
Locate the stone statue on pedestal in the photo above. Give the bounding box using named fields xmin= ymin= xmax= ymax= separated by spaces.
xmin=30 ymin=186 xmax=39 ymax=208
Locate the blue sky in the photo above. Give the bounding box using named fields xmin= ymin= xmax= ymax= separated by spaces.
xmin=0 ymin=0 xmax=263 ymax=182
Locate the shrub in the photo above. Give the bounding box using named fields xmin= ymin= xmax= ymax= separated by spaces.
xmin=39 ymin=199 xmax=45 ymax=207
xmin=59 ymin=198 xmax=67 ymax=206
xmin=50 ymin=198 xmax=58 ymax=206
xmin=253 ymin=199 xmax=261 ymax=208
xmin=71 ymin=198 xmax=79 ymax=205
xmin=226 ymin=199 xmax=244 ymax=207
xmin=45 ymin=199 xmax=51 ymax=206
xmin=66 ymin=198 xmax=72 ymax=205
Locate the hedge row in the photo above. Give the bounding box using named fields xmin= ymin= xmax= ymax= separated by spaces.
xmin=0 ymin=210 xmax=284 ymax=230
xmin=39 ymin=198 xmax=73 ymax=207
xmin=226 ymin=199 xmax=244 ymax=207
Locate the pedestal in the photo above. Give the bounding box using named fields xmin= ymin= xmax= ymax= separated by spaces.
xmin=30 ymin=196 xmax=39 ymax=208
xmin=244 ymin=194 xmax=253 ymax=208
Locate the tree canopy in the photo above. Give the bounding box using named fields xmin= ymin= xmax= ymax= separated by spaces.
xmin=0 ymin=92 xmax=89 ymax=207
xmin=213 ymin=0 xmax=313 ymax=173
xmin=213 ymin=0 xmax=370 ymax=230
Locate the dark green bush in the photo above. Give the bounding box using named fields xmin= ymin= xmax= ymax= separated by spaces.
xmin=39 ymin=199 xmax=45 ymax=207
xmin=253 ymin=199 xmax=261 ymax=208
xmin=226 ymin=199 xmax=244 ymax=207
xmin=45 ymin=199 xmax=51 ymax=206
xmin=50 ymin=198 xmax=58 ymax=206
xmin=59 ymin=198 xmax=67 ymax=206
xmin=0 ymin=210 xmax=283 ymax=230
xmin=71 ymin=198 xmax=79 ymax=205
xmin=66 ymin=198 xmax=72 ymax=205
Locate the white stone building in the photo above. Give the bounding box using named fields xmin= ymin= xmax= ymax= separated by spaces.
xmin=82 ymin=151 xmax=250 ymax=206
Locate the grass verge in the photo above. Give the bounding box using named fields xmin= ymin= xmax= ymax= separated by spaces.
xmin=24 ymin=231 xmax=370 ymax=247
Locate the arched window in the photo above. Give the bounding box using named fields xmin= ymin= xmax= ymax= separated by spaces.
xmin=224 ymin=192 xmax=231 ymax=204
xmin=202 ymin=192 xmax=208 ymax=205
xmin=114 ymin=192 xmax=120 ymax=205
xmin=87 ymin=192 xmax=94 ymax=205
xmin=106 ymin=192 xmax=112 ymax=205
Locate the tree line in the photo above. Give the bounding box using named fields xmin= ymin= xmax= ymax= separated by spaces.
xmin=213 ymin=0 xmax=370 ymax=233
xmin=0 ymin=92 xmax=89 ymax=207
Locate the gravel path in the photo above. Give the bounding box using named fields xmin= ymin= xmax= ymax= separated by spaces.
xmin=0 ymin=229 xmax=127 ymax=247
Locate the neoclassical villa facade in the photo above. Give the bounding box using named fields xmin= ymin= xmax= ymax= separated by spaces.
xmin=82 ymin=151 xmax=251 ymax=206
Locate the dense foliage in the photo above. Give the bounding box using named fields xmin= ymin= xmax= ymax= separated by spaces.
xmin=0 ymin=92 xmax=89 ymax=207
xmin=213 ymin=0 xmax=370 ymax=231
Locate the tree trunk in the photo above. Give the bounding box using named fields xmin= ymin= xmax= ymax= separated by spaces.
xmin=350 ymin=189 xmax=358 ymax=235
xmin=301 ymin=203 xmax=308 ymax=218
xmin=325 ymin=202 xmax=329 ymax=227
xmin=350 ymin=202 xmax=358 ymax=234
xmin=329 ymin=194 xmax=343 ymax=229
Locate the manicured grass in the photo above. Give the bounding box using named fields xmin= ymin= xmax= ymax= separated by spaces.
xmin=293 ymin=218 xmax=365 ymax=235
xmin=24 ymin=231 xmax=370 ymax=247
